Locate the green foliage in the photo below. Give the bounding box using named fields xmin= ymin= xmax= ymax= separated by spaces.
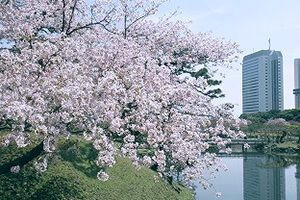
xmin=172 ymin=64 xmax=225 ymax=99
xmin=240 ymin=109 xmax=300 ymax=145
xmin=240 ymin=109 xmax=300 ymax=134
xmin=241 ymin=122 xmax=264 ymax=133
xmin=240 ymin=109 xmax=300 ymax=123
xmin=193 ymin=67 xmax=225 ymax=98
xmin=0 ymin=136 xmax=193 ymax=200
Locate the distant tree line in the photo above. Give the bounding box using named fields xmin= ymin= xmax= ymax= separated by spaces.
xmin=240 ymin=109 xmax=300 ymax=123
xmin=240 ymin=109 xmax=300 ymax=143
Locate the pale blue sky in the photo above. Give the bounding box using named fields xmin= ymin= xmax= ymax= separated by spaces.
xmin=160 ymin=0 xmax=300 ymax=116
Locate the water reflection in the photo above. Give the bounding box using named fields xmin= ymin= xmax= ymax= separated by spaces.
xmin=196 ymin=154 xmax=297 ymax=200
xmin=297 ymin=165 xmax=300 ymax=200
xmin=243 ymin=156 xmax=285 ymax=200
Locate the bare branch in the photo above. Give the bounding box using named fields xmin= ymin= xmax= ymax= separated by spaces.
xmin=66 ymin=21 xmax=115 ymax=36
xmin=124 ymin=14 xmax=127 ymax=39
xmin=66 ymin=0 xmax=78 ymax=33
xmin=61 ymin=0 xmax=66 ymax=32
xmin=66 ymin=8 xmax=117 ymax=36
xmin=125 ymin=3 xmax=162 ymax=33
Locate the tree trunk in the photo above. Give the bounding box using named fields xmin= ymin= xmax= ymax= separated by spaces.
xmin=0 ymin=142 xmax=44 ymax=174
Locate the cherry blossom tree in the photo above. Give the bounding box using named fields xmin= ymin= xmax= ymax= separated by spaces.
xmin=0 ymin=0 xmax=245 ymax=187
xmin=264 ymin=118 xmax=290 ymax=143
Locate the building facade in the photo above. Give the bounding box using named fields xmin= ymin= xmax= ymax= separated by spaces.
xmin=294 ymin=58 xmax=300 ymax=109
xmin=242 ymin=50 xmax=283 ymax=114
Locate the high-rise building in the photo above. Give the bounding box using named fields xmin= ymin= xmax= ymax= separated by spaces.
xmin=294 ymin=58 xmax=300 ymax=109
xmin=242 ymin=50 xmax=283 ymax=113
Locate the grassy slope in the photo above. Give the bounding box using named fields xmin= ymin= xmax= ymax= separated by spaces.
xmin=0 ymin=135 xmax=193 ymax=200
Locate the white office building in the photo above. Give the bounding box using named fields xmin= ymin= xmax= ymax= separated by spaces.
xmin=242 ymin=50 xmax=283 ymax=113
xmin=294 ymin=58 xmax=300 ymax=109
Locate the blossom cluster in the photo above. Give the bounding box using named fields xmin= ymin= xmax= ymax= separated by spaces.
xmin=0 ymin=0 xmax=243 ymax=186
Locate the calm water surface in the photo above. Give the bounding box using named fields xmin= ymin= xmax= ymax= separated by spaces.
xmin=195 ymin=154 xmax=298 ymax=200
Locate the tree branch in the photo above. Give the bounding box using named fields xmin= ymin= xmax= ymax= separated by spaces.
xmin=66 ymin=8 xmax=116 ymax=36
xmin=125 ymin=4 xmax=161 ymax=33
xmin=66 ymin=0 xmax=78 ymax=33
xmin=0 ymin=141 xmax=44 ymax=174
xmin=62 ymin=0 xmax=67 ymax=32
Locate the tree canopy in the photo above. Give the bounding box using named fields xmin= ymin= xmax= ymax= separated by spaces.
xmin=0 ymin=0 xmax=244 ymax=187
xmin=240 ymin=109 xmax=300 ymax=124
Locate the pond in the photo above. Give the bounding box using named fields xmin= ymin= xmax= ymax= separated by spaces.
xmin=195 ymin=154 xmax=298 ymax=200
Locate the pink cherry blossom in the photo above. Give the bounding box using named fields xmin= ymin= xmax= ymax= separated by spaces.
xmin=0 ymin=0 xmax=243 ymax=187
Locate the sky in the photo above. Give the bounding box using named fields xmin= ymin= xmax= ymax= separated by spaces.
xmin=159 ymin=0 xmax=300 ymax=116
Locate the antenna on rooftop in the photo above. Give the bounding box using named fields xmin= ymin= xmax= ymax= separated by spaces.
xmin=268 ymin=38 xmax=271 ymax=50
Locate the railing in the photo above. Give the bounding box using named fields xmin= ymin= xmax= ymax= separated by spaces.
xmin=208 ymin=138 xmax=267 ymax=154
xmin=208 ymin=138 xmax=266 ymax=145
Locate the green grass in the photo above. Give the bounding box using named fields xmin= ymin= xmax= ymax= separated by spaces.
xmin=0 ymin=135 xmax=193 ymax=200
